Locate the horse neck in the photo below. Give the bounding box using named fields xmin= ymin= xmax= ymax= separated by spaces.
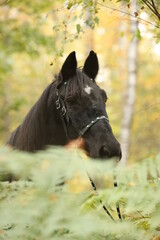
xmin=13 ymin=83 xmax=68 ymax=151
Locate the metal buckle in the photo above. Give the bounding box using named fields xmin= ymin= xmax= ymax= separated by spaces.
xmin=56 ymin=99 xmax=60 ymax=109
xmin=62 ymin=106 xmax=66 ymax=116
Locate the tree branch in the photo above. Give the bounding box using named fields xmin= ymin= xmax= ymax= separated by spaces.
xmin=97 ymin=2 xmax=160 ymax=29
xmin=142 ymin=0 xmax=160 ymax=20
xmin=142 ymin=0 xmax=157 ymax=15
xmin=151 ymin=0 xmax=160 ymax=18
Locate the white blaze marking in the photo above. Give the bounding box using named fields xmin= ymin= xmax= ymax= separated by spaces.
xmin=84 ymin=85 xmax=92 ymax=95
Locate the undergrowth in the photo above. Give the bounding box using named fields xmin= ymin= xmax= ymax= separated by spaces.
xmin=0 ymin=146 xmax=160 ymax=240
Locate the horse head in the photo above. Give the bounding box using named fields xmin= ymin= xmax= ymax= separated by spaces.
xmin=50 ymin=51 xmax=122 ymax=160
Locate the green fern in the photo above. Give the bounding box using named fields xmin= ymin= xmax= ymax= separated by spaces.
xmin=0 ymin=146 xmax=160 ymax=239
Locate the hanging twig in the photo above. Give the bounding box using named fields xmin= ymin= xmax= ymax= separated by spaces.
xmin=142 ymin=0 xmax=160 ymax=20
xmin=151 ymin=0 xmax=160 ymax=19
xmin=142 ymin=0 xmax=157 ymax=15
xmin=97 ymin=2 xmax=160 ymax=29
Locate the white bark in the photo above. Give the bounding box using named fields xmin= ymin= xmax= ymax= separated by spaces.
xmin=120 ymin=0 xmax=139 ymax=165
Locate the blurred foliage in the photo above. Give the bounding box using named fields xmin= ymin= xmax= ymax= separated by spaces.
xmin=0 ymin=1 xmax=160 ymax=237
xmin=0 ymin=146 xmax=160 ymax=239
xmin=0 ymin=21 xmax=54 ymax=55
xmin=0 ymin=0 xmax=57 ymax=141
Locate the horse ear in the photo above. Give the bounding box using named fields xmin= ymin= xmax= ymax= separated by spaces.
xmin=60 ymin=51 xmax=77 ymax=81
xmin=83 ymin=51 xmax=99 ymax=80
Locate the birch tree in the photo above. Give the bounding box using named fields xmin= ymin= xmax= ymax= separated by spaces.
xmin=120 ymin=0 xmax=139 ymax=165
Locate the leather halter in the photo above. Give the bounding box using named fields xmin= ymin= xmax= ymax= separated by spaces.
xmin=55 ymin=83 xmax=122 ymax=221
xmin=79 ymin=116 xmax=109 ymax=136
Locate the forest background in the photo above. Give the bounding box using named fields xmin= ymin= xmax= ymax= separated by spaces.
xmin=0 ymin=1 xmax=160 ymax=239
xmin=0 ymin=0 xmax=160 ymax=164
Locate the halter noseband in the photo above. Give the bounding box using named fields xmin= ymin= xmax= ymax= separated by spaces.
xmin=79 ymin=116 xmax=109 ymax=136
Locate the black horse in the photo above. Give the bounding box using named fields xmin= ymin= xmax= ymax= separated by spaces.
xmin=8 ymin=51 xmax=121 ymax=160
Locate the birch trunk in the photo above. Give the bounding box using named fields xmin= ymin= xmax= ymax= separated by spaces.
xmin=120 ymin=0 xmax=139 ymax=165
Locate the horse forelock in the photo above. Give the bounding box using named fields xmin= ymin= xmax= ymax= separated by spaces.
xmin=55 ymin=68 xmax=94 ymax=100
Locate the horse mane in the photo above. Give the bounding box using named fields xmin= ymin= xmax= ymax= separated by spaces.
xmin=8 ymin=68 xmax=93 ymax=151
xmin=8 ymin=83 xmax=52 ymax=151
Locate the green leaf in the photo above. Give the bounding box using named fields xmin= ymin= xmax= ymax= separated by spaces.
xmin=76 ymin=24 xmax=81 ymax=33
xmin=135 ymin=28 xmax=142 ymax=40
xmin=94 ymin=16 xmax=99 ymax=25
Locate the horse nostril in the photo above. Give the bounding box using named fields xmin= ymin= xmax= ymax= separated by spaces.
xmin=99 ymin=145 xmax=122 ymax=160
xmin=99 ymin=146 xmax=110 ymax=158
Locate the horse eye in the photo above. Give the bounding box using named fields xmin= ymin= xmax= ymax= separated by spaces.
xmin=66 ymin=97 xmax=74 ymax=103
xmin=66 ymin=96 xmax=77 ymax=104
